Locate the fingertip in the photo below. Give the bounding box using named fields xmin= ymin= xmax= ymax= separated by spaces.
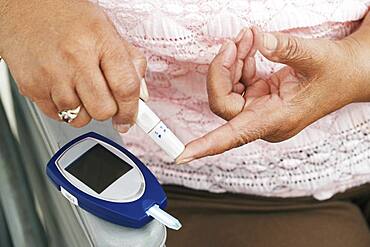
xmin=234 ymin=28 xmax=247 ymax=43
xmin=175 ymin=145 xmax=196 ymax=164
xmin=113 ymin=96 xmax=140 ymax=125
xmin=251 ymin=27 xmax=266 ymax=50
xmin=245 ymin=27 xmax=253 ymax=39
xmin=218 ymin=39 xmax=233 ymax=53
xmin=112 ymin=122 xmax=132 ymax=133
xmin=175 ymin=156 xmax=194 ymax=165
xmin=176 ymin=134 xmax=215 ymax=164
xmin=237 ymin=28 xmax=254 ymax=60
xmin=217 ymin=40 xmax=237 ymax=68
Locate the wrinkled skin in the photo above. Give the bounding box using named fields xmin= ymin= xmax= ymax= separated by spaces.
xmin=177 ymin=17 xmax=370 ymax=164
xmin=0 ymin=0 xmax=148 ymax=132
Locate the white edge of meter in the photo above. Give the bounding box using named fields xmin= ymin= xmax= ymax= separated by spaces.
xmin=61 ymin=187 xmax=79 ymax=206
xmin=61 ymin=186 xmax=182 ymax=231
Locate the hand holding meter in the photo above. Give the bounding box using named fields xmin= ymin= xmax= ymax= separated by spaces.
xmin=46 ymin=132 xmax=181 ymax=230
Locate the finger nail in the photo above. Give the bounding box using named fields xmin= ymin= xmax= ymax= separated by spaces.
xmin=219 ymin=40 xmax=232 ymax=53
xmin=263 ymin=33 xmax=278 ymax=51
xmin=113 ymin=123 xmax=131 ymax=133
xmin=140 ymin=78 xmax=149 ymax=101
xmin=175 ymin=156 xmax=194 ymax=165
xmin=219 ymin=40 xmax=235 ymax=67
xmin=235 ymin=28 xmax=246 ymax=43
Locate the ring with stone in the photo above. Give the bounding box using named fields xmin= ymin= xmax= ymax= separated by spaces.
xmin=58 ymin=106 xmax=81 ymax=123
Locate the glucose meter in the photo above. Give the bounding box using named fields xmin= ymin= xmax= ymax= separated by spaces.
xmin=46 ymin=132 xmax=181 ymax=230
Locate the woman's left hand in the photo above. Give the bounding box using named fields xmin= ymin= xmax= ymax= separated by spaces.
xmin=176 ymin=27 xmax=370 ymax=164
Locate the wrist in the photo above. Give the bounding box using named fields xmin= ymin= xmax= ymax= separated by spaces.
xmin=337 ymin=11 xmax=370 ymax=103
xmin=336 ymin=36 xmax=370 ymax=103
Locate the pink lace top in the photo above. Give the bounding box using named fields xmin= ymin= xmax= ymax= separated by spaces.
xmin=93 ymin=0 xmax=370 ymax=200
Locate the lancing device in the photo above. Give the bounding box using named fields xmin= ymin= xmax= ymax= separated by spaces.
xmin=136 ymin=99 xmax=185 ymax=160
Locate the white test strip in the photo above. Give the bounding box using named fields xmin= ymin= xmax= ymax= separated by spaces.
xmin=146 ymin=204 xmax=182 ymax=230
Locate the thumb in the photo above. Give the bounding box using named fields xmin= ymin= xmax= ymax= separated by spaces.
xmin=254 ymin=29 xmax=327 ymax=74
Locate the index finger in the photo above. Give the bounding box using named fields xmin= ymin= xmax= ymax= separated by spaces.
xmin=176 ymin=111 xmax=266 ymax=164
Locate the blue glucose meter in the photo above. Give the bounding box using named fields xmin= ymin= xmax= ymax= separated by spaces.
xmin=46 ymin=132 xmax=181 ymax=230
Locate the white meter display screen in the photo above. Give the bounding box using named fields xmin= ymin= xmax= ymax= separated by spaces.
xmin=66 ymin=144 xmax=133 ymax=193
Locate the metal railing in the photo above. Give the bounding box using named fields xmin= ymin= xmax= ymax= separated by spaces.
xmin=0 ymin=99 xmax=48 ymax=247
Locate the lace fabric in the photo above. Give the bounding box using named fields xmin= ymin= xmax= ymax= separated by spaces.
xmin=93 ymin=0 xmax=370 ymax=200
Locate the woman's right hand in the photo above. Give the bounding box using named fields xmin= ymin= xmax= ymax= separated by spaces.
xmin=0 ymin=0 xmax=147 ymax=133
